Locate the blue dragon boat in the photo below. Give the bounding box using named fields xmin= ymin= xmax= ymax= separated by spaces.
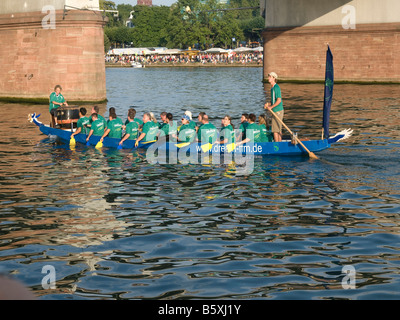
xmin=29 ymin=112 xmax=352 ymax=156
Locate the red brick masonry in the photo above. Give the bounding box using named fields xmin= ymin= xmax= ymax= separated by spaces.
xmin=0 ymin=9 xmax=107 ymax=102
xmin=262 ymin=23 xmax=400 ymax=83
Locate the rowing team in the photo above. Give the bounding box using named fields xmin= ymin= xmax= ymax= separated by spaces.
xmin=70 ymin=105 xmax=275 ymax=148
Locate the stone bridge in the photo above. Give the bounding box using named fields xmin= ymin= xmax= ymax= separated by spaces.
xmin=0 ymin=0 xmax=107 ymax=103
xmin=260 ymin=0 xmax=400 ymax=83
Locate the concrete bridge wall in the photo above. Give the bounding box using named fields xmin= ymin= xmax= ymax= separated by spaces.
xmin=0 ymin=0 xmax=107 ymax=103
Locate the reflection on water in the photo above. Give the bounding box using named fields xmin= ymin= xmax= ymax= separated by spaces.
xmin=0 ymin=67 xmax=399 ymax=300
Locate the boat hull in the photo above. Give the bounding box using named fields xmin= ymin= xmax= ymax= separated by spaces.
xmin=31 ymin=113 xmax=349 ymax=156
xmin=155 ymin=139 xmax=333 ymax=156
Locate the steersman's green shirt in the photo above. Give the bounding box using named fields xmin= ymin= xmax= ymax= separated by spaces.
xmin=271 ymin=84 xmax=284 ymax=112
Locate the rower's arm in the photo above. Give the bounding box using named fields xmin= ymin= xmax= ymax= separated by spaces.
xmin=71 ymin=127 xmax=81 ymax=137
xmin=137 ymin=132 xmax=145 ymax=142
xmin=235 ymin=137 xmax=250 ymax=147
xmin=100 ymin=128 xmax=110 ymax=141
xmin=119 ymin=133 xmax=130 ymax=145
xmin=86 ymin=130 xmax=94 ymax=141
xmin=135 ymin=132 xmax=146 ymax=146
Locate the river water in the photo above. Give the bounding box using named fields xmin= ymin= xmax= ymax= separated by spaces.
xmin=0 ymin=67 xmax=399 ymax=300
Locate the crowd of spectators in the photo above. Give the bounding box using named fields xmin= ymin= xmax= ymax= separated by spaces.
xmin=105 ymin=51 xmax=263 ymax=66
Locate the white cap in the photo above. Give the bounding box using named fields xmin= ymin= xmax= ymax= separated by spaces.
xmin=268 ymin=72 xmax=278 ymax=79
xmin=184 ymin=110 xmax=192 ymax=120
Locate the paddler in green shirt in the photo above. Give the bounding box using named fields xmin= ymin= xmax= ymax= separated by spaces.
xmin=216 ymin=115 xmax=235 ymax=145
xmin=264 ymin=72 xmax=284 ymax=142
xmin=49 ymin=85 xmax=68 ymax=128
xmin=184 ymin=111 xmax=196 ymax=129
xmin=119 ymin=109 xmax=139 ymax=147
xmin=237 ymin=113 xmax=249 ymax=140
xmin=196 ymin=112 xmax=206 ymax=133
xmin=135 ymin=112 xmax=159 ymax=147
xmin=197 ymin=114 xmax=218 ymax=144
xmin=158 ymin=113 xmax=177 ymax=142
xmin=158 ymin=112 xmax=168 ymax=130
xmin=99 ymin=111 xmax=123 ymax=143
xmin=71 ymin=107 xmax=90 ymax=138
xmin=125 ymin=107 xmax=143 ymax=128
xmin=258 ymin=114 xmax=273 ymax=142
xmin=106 ymin=107 xmax=123 ymax=126
xmin=88 ymin=105 xmax=107 ymax=129
xmin=235 ymin=113 xmax=261 ymax=147
xmin=173 ymin=114 xmax=196 ymax=143
xmin=86 ymin=113 xmax=105 ymax=143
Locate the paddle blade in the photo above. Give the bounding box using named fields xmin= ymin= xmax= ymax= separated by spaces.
xmin=309 ymin=152 xmax=318 ymax=160
xmin=142 ymin=140 xmax=156 ymax=145
xmin=175 ymin=142 xmax=190 ymax=148
xmin=226 ymin=143 xmax=236 ymax=153
xmin=69 ymin=136 xmax=76 ymax=146
xmin=201 ymin=143 xmax=213 ymax=153
xmin=95 ymin=141 xmax=103 ymax=149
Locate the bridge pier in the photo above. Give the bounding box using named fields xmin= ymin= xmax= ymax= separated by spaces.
xmin=0 ymin=1 xmax=107 ymax=103
xmin=261 ymin=0 xmax=400 ymax=83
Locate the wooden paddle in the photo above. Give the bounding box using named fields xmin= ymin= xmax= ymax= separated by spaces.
xmin=266 ymin=107 xmax=318 ymax=160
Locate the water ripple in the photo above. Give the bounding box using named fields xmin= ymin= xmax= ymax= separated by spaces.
xmin=0 ymin=69 xmax=399 ymax=299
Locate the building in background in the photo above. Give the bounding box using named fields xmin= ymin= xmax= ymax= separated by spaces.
xmin=260 ymin=0 xmax=400 ymax=83
xmin=137 ymin=0 xmax=153 ymax=6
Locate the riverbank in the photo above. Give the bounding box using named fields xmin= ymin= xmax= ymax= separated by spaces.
xmin=105 ymin=62 xmax=262 ymax=68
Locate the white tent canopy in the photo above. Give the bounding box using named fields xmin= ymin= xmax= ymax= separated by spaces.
xmin=107 ymin=48 xmax=153 ymax=55
xmin=252 ymin=46 xmax=264 ymax=52
xmin=205 ymin=48 xmax=229 ymax=54
xmin=157 ymin=49 xmax=184 ymax=55
xmin=233 ymin=47 xmax=254 ymax=53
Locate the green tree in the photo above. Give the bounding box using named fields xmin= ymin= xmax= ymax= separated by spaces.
xmin=100 ymin=0 xmax=121 ymax=27
xmin=228 ymin=0 xmax=260 ymax=20
xmin=105 ymin=26 xmax=132 ymax=47
xmin=104 ymin=32 xmax=111 ymax=53
xmin=130 ymin=5 xmax=170 ymax=47
xmin=239 ymin=16 xmax=264 ymax=44
xmin=163 ymin=0 xmax=244 ymax=49
xmin=117 ymin=4 xmax=135 ymax=26
xmin=199 ymin=0 xmax=243 ymax=49
xmin=102 ymin=0 xmax=263 ymax=49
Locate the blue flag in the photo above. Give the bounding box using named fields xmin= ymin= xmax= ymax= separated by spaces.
xmin=322 ymin=46 xmax=334 ymax=139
